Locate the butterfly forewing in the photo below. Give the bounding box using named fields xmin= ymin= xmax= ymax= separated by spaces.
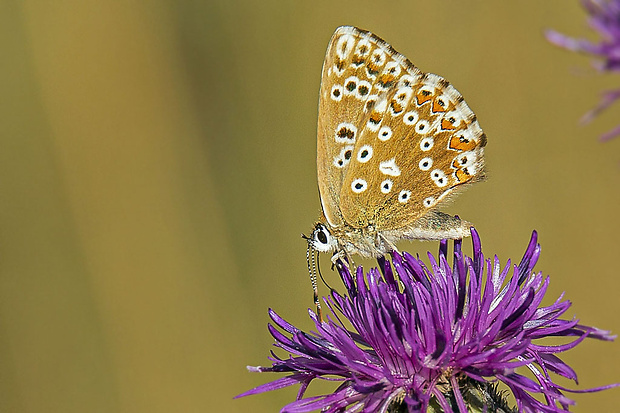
xmin=322 ymin=27 xmax=486 ymax=231
xmin=316 ymin=27 xmax=415 ymax=227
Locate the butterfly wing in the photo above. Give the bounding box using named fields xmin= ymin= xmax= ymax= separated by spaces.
xmin=332 ymin=27 xmax=487 ymax=233
xmin=316 ymin=27 xmax=394 ymax=227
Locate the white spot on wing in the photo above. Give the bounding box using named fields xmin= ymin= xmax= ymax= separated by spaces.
xmin=398 ymin=74 xmax=416 ymax=88
xmin=351 ymin=178 xmax=368 ymax=193
xmin=370 ymin=48 xmax=386 ymax=67
xmin=444 ymin=110 xmax=463 ymax=128
xmin=343 ymin=76 xmax=359 ymax=96
xmin=336 ymin=34 xmax=355 ymax=60
xmin=415 ymin=120 xmax=431 ymax=135
xmin=355 ymin=38 xmax=372 ymax=57
xmin=334 ymin=123 xmax=357 ymax=144
xmin=364 ymin=95 xmax=379 ymax=113
xmin=380 ymin=179 xmax=393 ymax=194
xmin=333 ymin=145 xmax=354 ymax=168
xmin=454 ymin=151 xmax=476 ymax=168
xmin=420 ymin=137 xmax=434 ymax=151
xmin=403 ymin=111 xmax=419 ymax=125
xmin=436 ymin=94 xmax=451 ymax=109
xmin=330 ymin=85 xmax=343 ymax=101
xmin=356 ymin=80 xmax=372 ymax=99
xmin=419 ymin=157 xmax=433 ymax=171
xmin=398 ymin=190 xmax=411 ymax=203
xmin=378 ymin=126 xmax=392 ymax=141
xmin=374 ymin=98 xmax=388 ymax=112
xmin=379 ymin=158 xmax=401 ymax=177
xmin=431 ymin=169 xmax=448 ymax=187
xmin=357 ymin=145 xmax=373 ymax=163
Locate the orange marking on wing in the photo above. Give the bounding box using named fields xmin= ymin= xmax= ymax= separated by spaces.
xmin=378 ymin=73 xmax=396 ymax=87
xmin=441 ymin=118 xmax=457 ymax=130
xmin=369 ymin=112 xmax=383 ymax=124
xmin=367 ymin=63 xmax=380 ymax=76
xmin=455 ymin=168 xmax=473 ymax=183
xmin=352 ymin=55 xmax=365 ymax=66
xmin=390 ymin=101 xmax=403 ymax=114
xmin=416 ymin=90 xmax=433 ymax=105
xmin=449 ymin=134 xmax=477 ymax=151
xmin=432 ymin=99 xmax=446 ymax=113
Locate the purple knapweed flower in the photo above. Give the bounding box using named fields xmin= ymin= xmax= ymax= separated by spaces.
xmin=546 ymin=0 xmax=620 ymax=141
xmin=237 ymin=229 xmax=617 ymax=412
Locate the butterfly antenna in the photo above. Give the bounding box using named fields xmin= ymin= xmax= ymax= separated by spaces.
xmin=306 ymin=244 xmax=323 ymax=322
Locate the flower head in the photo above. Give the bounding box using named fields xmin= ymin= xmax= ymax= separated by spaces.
xmin=546 ymin=0 xmax=620 ymax=141
xmin=237 ymin=229 xmax=617 ymax=412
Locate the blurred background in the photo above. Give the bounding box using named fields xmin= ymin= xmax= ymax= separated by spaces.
xmin=0 ymin=1 xmax=619 ymax=412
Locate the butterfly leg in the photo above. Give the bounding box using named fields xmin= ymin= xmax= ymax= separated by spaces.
xmin=378 ymin=233 xmax=400 ymax=255
xmin=331 ymin=249 xmax=355 ymax=270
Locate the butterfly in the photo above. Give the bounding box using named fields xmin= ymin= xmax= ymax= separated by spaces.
xmin=304 ymin=26 xmax=486 ymax=264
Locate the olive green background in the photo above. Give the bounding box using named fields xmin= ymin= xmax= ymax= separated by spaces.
xmin=1 ymin=1 xmax=619 ymax=412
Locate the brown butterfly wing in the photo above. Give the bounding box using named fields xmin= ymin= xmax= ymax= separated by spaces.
xmin=316 ymin=27 xmax=402 ymax=227
xmin=332 ymin=28 xmax=487 ymax=232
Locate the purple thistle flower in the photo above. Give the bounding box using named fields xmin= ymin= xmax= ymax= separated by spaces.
xmin=546 ymin=0 xmax=620 ymax=141
xmin=237 ymin=229 xmax=617 ymax=412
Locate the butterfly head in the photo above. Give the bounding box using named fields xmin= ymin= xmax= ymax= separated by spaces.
xmin=304 ymin=223 xmax=338 ymax=253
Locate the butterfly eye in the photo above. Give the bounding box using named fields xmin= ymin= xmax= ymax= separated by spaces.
xmin=310 ymin=224 xmax=336 ymax=252
xmin=317 ymin=229 xmax=328 ymax=244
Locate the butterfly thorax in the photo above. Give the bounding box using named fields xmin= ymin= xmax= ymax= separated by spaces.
xmin=333 ymin=222 xmax=389 ymax=257
xmin=308 ymin=220 xmax=396 ymax=258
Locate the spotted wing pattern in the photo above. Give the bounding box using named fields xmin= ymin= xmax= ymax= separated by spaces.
xmin=318 ymin=26 xmax=486 ymax=231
